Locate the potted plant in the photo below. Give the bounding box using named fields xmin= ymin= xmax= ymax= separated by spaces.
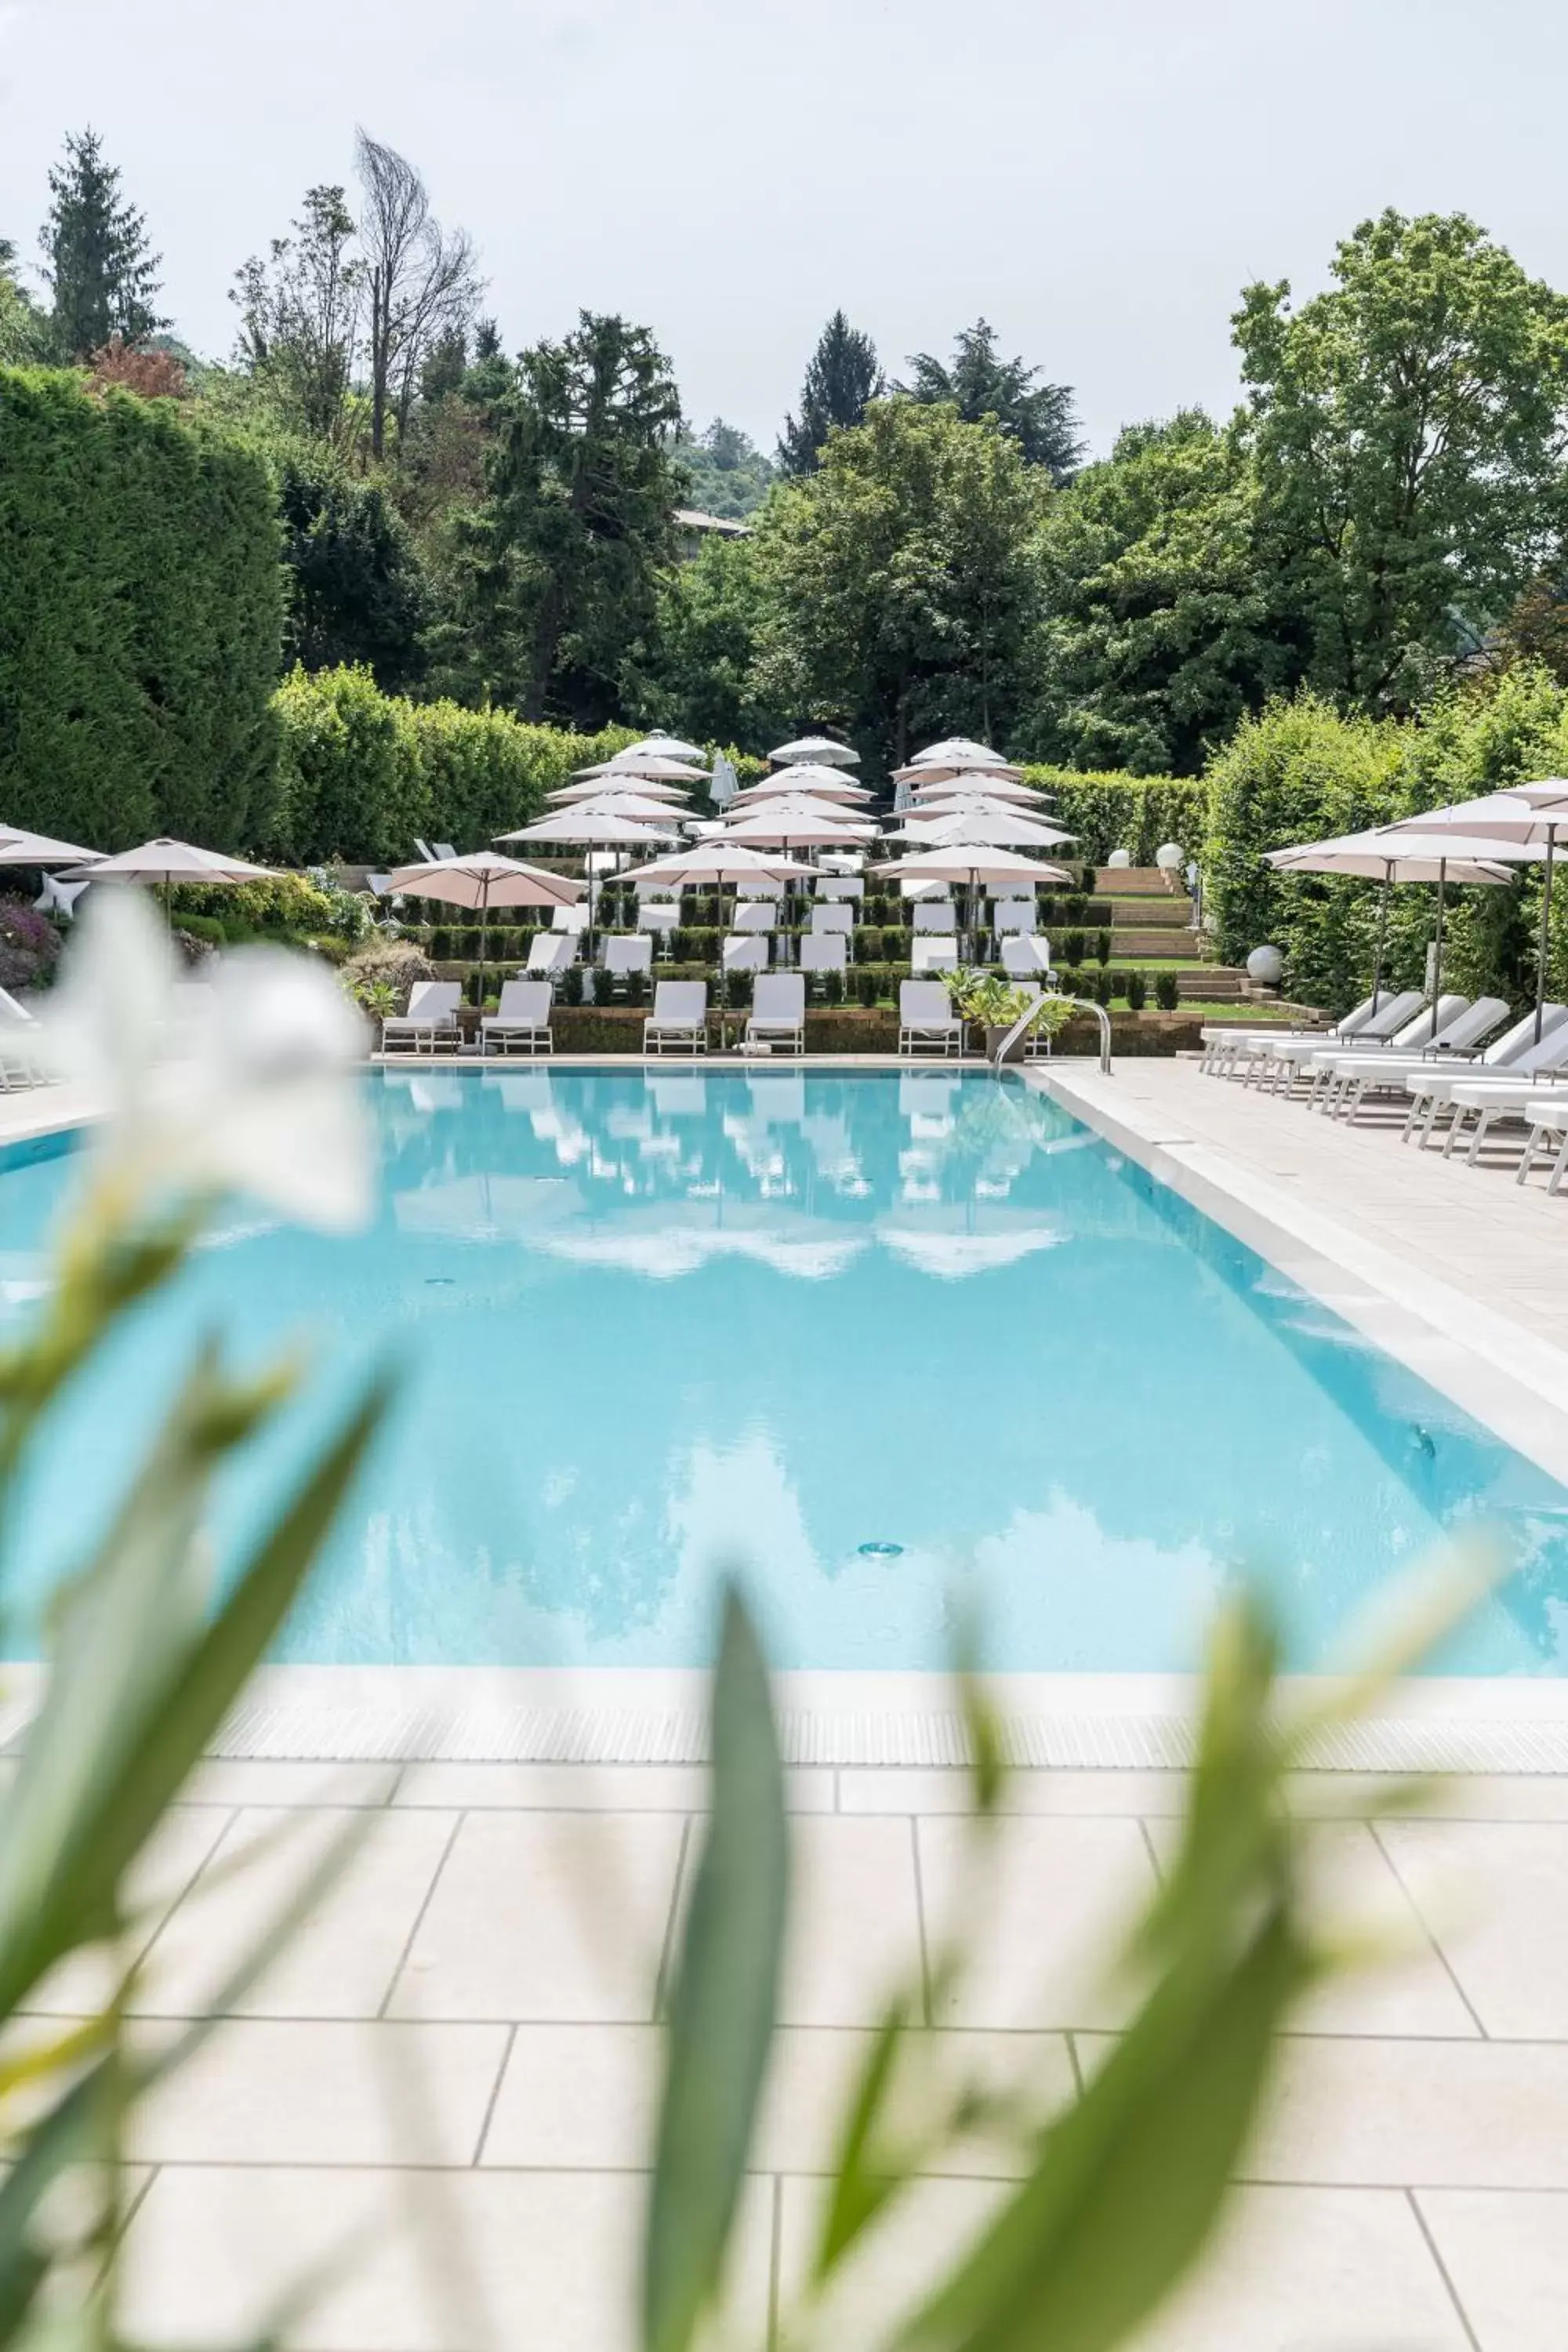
xmin=940 ymin=968 xmax=1047 ymax=1061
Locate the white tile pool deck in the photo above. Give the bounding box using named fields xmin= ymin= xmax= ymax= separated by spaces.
xmin=14 ymin=1059 xmax=1568 ymax=2342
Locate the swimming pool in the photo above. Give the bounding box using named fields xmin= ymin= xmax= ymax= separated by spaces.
xmin=2 ymin=1066 xmax=1566 ymax=1676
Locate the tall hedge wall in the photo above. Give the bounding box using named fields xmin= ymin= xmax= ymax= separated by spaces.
xmin=0 ymin=368 xmax=285 ymax=849
xmin=1021 ymin=766 xmax=1207 ymax=865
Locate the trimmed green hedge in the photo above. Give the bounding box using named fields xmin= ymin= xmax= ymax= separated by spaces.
xmin=1022 ymin=766 xmax=1208 ymax=865
xmin=0 ymin=366 xmax=285 ymax=849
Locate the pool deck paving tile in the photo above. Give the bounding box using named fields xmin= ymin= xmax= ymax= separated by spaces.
xmin=100 ymin=1763 xmax=1568 ymax=2348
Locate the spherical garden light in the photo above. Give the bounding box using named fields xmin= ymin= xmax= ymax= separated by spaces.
xmin=1156 ymin=842 xmax=1184 ymax=873
xmin=1107 ymin=848 xmax=1132 ymax=869
xmin=1247 ymin=944 xmax=1285 ymax=989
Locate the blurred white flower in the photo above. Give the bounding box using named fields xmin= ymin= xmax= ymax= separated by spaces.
xmin=44 ymin=890 xmax=373 ymax=1233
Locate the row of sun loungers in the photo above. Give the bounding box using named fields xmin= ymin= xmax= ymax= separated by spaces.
xmin=1199 ymin=987 xmax=1568 ymax=1192
xmin=380 ymin=977 xmax=1033 ymax=1062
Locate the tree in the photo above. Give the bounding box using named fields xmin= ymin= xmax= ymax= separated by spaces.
xmin=1233 ymin=209 xmax=1568 ymax=713
xmin=673 ymin=418 xmax=775 ymax=521
xmin=38 ymin=129 xmax=164 ymax=359
xmin=1021 ymin=411 xmax=1306 ymax=773
xmin=87 ymin=333 xmax=187 ymax=398
xmin=646 ymin=533 xmax=779 ymax=747
xmin=277 ymin=456 xmax=426 ymax=691
xmin=902 ymin=318 xmax=1082 ymax=482
xmin=0 ymin=239 xmax=54 ymax=365
xmin=752 ymin=398 xmax=1047 ymax=763
xmin=429 ymin=312 xmax=683 ymax=724
xmin=776 ymin=310 xmax=881 ymax=476
xmin=230 ymin=186 xmax=364 ymax=452
xmin=354 ymin=130 xmax=481 ymax=462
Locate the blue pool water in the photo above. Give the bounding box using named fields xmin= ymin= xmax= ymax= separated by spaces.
xmin=2 ymin=1067 xmax=1566 ymax=1675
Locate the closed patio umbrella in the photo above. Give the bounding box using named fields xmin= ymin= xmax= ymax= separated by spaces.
xmin=1379 ymin=785 xmax=1568 ymax=1040
xmin=385 ymin=851 xmax=583 ymax=996
xmin=1265 ymin=828 xmax=1523 ymax=1007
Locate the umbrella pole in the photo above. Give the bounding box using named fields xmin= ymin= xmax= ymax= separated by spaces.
xmin=1537 ymin=826 xmax=1557 ymax=1044
xmin=1372 ymin=869 xmax=1391 ymax=1006
xmin=1432 ymin=859 xmax=1447 ymax=1014
xmin=479 ymin=891 xmax=490 ymax=1030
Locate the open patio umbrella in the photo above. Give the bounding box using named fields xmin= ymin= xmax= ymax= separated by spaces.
xmin=768 ymin=735 xmax=861 ymax=768
xmin=62 ymin=837 xmax=277 ymax=927
xmin=548 ymin=776 xmax=691 ymax=804
xmin=570 ymin=753 xmax=710 ymax=783
xmin=625 ymin=840 xmax=815 ymax=948
xmin=735 ymin=764 xmax=875 ymax=801
xmin=913 ymin=738 xmax=1007 ymax=766
xmin=1379 ymin=785 xmax=1568 ymax=1040
xmin=0 ymin=825 xmax=103 ymax=866
xmin=908 ymin=781 xmax=1043 ymax=810
xmin=891 ymin=809 xmax=1076 ymax=851
xmin=546 ymin=788 xmax=696 ymax=824
xmin=731 ymin=778 xmax=873 ymax=809
xmin=386 ymin=851 xmax=583 ymax=996
xmin=872 ymin=845 xmax=1073 ymax=954
xmin=721 ymin=805 xmax=877 ymax=850
xmin=498 ymin=808 xmax=680 ymax=961
xmin=1265 ymin=828 xmax=1522 ymax=1008
xmin=614 ymin=732 xmax=706 ymax=762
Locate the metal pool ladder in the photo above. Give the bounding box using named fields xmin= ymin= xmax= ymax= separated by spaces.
xmin=990 ymin=995 xmax=1113 ymax=1077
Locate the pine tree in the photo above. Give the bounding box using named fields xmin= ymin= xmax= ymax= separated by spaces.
xmin=39 ymin=129 xmax=164 ymax=359
xmin=776 ymin=310 xmax=881 ymax=476
xmin=902 ymin=318 xmax=1083 ymax=483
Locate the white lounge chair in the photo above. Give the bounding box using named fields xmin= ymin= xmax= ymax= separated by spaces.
xmin=899 ymin=979 xmax=964 ymax=1058
xmin=637 ymin=903 xmax=680 ymax=947
xmin=745 ymin=973 xmax=806 ymax=1054
xmin=1303 ymin=995 xmax=1465 ymax=1108
xmin=815 ymin=877 xmax=864 ymax=904
xmin=601 ymin=934 xmax=654 ymax=977
xmin=433 ymin=841 xmax=458 ymax=862
xmin=481 ymin=979 xmax=554 ymax=1057
xmin=1002 ymin=935 xmax=1053 ymax=979
xmin=800 ymin=934 xmax=848 ymax=976
xmin=912 ymin=938 xmax=958 ymax=974
xmin=550 ymin=904 xmax=590 ymax=935
xmin=380 ymin=980 xmax=463 ymax=1055
xmin=644 ymin=980 xmax=708 ymax=1054
xmin=1403 ymin=1007 xmax=1568 ymax=1146
xmin=723 ymin=934 xmax=769 ymax=973
xmin=912 ymin=900 xmax=957 ymax=935
xmin=0 ymin=986 xmax=45 ymax=1091
xmin=992 ymin=901 xmax=1037 ymax=939
xmin=525 ymin=933 xmax=575 ymax=978
xmin=1201 ymin=989 xmax=1391 ymax=1079
xmin=1443 ymin=1058 xmax=1568 ymax=1165
xmin=1315 ymin=996 xmax=1511 ymax=1120
xmin=731 ymin=901 xmax=775 ymax=935
xmin=1519 ymin=1095 xmax=1568 ymax=1192
xmin=1239 ymin=990 xmax=1427 ymax=1094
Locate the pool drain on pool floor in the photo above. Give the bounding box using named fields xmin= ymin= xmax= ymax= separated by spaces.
xmin=858 ymin=1541 xmax=904 ymax=1558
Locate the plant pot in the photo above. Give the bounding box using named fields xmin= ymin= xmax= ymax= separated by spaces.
xmin=985 ymin=1022 xmax=1025 ymax=1065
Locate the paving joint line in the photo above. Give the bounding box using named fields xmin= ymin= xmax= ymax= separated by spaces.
xmin=377 ymin=1809 xmax=466 ymax=2021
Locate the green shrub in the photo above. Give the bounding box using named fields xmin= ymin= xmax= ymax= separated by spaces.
xmin=624 ymin=965 xmax=648 ymax=1007
xmin=1155 ymin=971 xmax=1180 ymax=1011
xmin=823 ymin=968 xmax=844 ymax=1005
xmin=1059 ymin=964 xmax=1084 ymax=998
xmin=1065 ymin=894 xmax=1087 ymax=922
xmin=856 ymin=968 xmax=879 ymax=1007
xmin=1124 ymin=968 xmax=1149 ymax=1011
xmin=430 ymin=925 xmax=452 ymax=959
xmin=1062 ymin=927 xmax=1086 ymax=965
xmin=672 ymin=927 xmax=693 ymax=963
xmin=724 ymin=967 xmax=751 ymax=1008
xmin=1094 ymin=967 xmax=1114 ymax=1007
xmin=1096 ymin=928 xmax=1112 ymax=965
xmin=0 ymin=368 xmax=284 ymax=851
xmin=1039 ymin=895 xmax=1058 ymax=924
xmin=1022 ymin=768 xmax=1208 ymax=866
xmin=559 ymin=963 xmax=584 ymax=1004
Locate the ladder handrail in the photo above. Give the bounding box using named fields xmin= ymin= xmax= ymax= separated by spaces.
xmin=991 ymin=993 xmax=1113 ymax=1076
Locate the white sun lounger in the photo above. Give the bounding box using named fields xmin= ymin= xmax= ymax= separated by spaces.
xmin=481 ymin=979 xmax=554 ymax=1057
xmin=731 ymin=902 xmax=775 ymax=935
xmin=644 ymin=980 xmax=708 ymax=1054
xmin=1313 ymin=996 xmax=1510 ymax=1120
xmin=899 ymin=979 xmax=964 ymax=1058
xmin=912 ymin=938 xmax=958 ymax=974
xmin=912 ymin=900 xmax=957 ymax=935
xmin=526 ymin=932 xmax=575 ymax=978
xmin=1403 ymin=1007 xmax=1568 ymax=1145
xmin=800 ymin=935 xmax=848 ymax=976
xmin=809 ymin=903 xmax=855 ymax=938
xmin=723 ymin=934 xmax=769 ymax=973
xmin=1519 ymin=1095 xmax=1568 ymax=1192
xmin=1291 ymin=995 xmax=1450 ymax=1102
xmin=1201 ymin=989 xmax=1393 ymax=1080
xmin=601 ymin=934 xmax=653 ymax=977
xmin=991 ymin=901 xmax=1037 ymax=939
xmin=380 ymin=980 xmax=463 ymax=1055
xmin=745 ymin=973 xmax=806 ymax=1054
xmin=0 ymin=986 xmax=45 ymax=1091
xmin=1002 ymin=935 xmax=1054 ymax=979
xmin=1442 ymin=1060 xmax=1568 ymax=1164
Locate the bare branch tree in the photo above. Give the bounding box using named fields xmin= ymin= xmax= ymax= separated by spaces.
xmin=354 ymin=130 xmax=483 ymax=461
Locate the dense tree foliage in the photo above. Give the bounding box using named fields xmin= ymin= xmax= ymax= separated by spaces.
xmin=751 ymin=398 xmax=1047 ymax=764
xmin=431 ymin=311 xmax=682 ymax=725
xmin=230 ymin=185 xmax=366 ymax=454
xmin=776 ymin=310 xmax=881 ymax=477
xmin=673 ymin=419 xmax=774 ymax=519
xmin=1234 ymin=210 xmax=1568 ymax=713
xmin=0 ymin=241 xmax=54 ymax=365
xmin=902 ymin=318 xmax=1082 ymax=483
xmin=0 ymin=368 xmax=283 ymax=849
xmin=38 ymin=130 xmax=163 ymax=361
xmin=644 ymin=535 xmax=782 ymax=749
xmin=1023 ymin=411 xmax=1305 ymax=774
xmin=277 ymin=456 xmax=426 ymax=690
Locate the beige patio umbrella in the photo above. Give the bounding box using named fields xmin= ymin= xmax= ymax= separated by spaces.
xmin=570 ymin=753 xmax=709 ymax=782
xmin=1265 ymin=827 xmax=1523 ymax=1008
xmin=62 ymin=837 xmax=278 ymax=927
xmin=891 ymin=809 xmax=1076 ymax=851
xmin=546 ymin=788 xmax=696 ymax=824
xmin=614 ymin=732 xmax=706 ymax=762
xmin=872 ymin=844 xmax=1073 ymax=950
xmin=908 ymin=775 xmax=1042 ymax=804
xmin=768 ymin=735 xmax=861 ymax=768
xmin=721 ymin=804 xmax=877 ymax=850
xmin=547 ymin=775 xmax=691 ymax=804
xmin=625 ymin=840 xmax=816 ymax=947
xmin=386 ymin=851 xmax=583 ymax=994
xmin=497 ymin=808 xmax=680 ymax=961
xmin=0 ymin=825 xmax=103 ymax=866
xmin=731 ymin=767 xmax=874 ymax=804
xmin=1377 ymin=785 xmax=1568 ymax=1040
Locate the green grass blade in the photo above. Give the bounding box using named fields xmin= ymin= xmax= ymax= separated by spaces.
xmin=642 ymin=1585 xmax=788 ymax=2352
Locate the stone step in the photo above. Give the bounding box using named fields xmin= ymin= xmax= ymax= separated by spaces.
xmin=1094 ymin=866 xmax=1191 ymax=895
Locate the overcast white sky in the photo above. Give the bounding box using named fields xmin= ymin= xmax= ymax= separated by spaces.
xmin=4 ymin=0 xmax=1567 ymax=461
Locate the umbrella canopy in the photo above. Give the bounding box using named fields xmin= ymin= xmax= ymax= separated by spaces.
xmin=0 ymin=824 xmax=103 ymax=866
xmin=721 ymin=806 xmax=877 ymax=848
xmin=892 ymin=810 xmax=1076 ymax=851
xmin=626 ymin=842 xmax=815 ymax=890
xmin=615 ymin=732 xmax=706 ymax=762
xmin=384 ymin=851 xmax=582 ymax=909
xmin=1374 ymin=793 xmax=1568 ymax=1036
xmin=1265 ymin=826 xmax=1523 ymax=1009
xmin=66 ymin=838 xmax=276 ymax=884
xmin=497 ymin=810 xmax=679 ymax=848
xmin=908 ymin=781 xmax=1047 ymax=811
xmin=738 ymin=763 xmax=875 ymax=800
xmin=547 ymin=776 xmax=691 ymax=804
xmin=546 ymin=788 xmax=695 ymax=824
xmin=731 ymin=777 xmax=873 ymax=808
xmin=912 ymin=738 xmax=1006 ymax=766
xmin=871 ymin=846 xmax=1073 ymax=886
xmin=768 ymin=735 xmax=861 ymax=768
xmin=569 ymin=754 xmax=710 ymax=783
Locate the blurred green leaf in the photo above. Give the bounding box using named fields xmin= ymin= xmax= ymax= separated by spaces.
xmin=814 ymin=1997 xmax=913 ymax=2279
xmin=0 ymin=1368 xmax=390 ymax=2016
xmin=642 ymin=1584 xmax=788 ymax=2352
